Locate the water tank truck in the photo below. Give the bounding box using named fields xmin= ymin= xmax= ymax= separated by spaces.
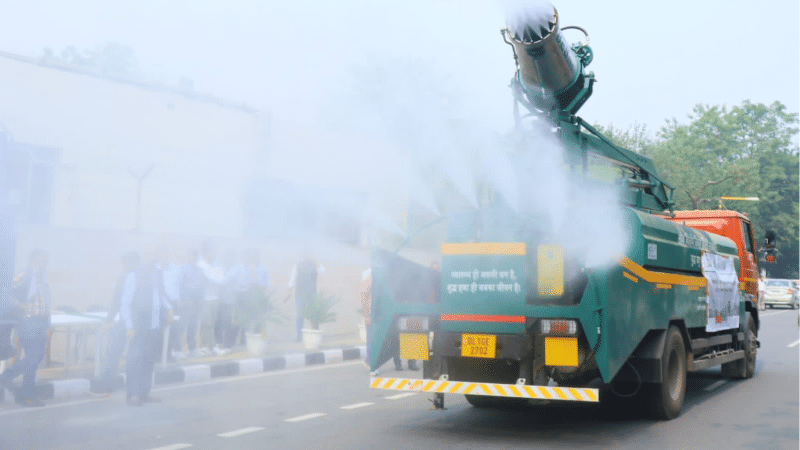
xmin=368 ymin=2 xmax=762 ymax=420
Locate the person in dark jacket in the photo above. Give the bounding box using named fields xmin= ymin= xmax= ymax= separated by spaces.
xmin=101 ymin=251 xmax=140 ymax=379
xmin=119 ymin=248 xmax=173 ymax=406
xmin=0 ymin=249 xmax=51 ymax=407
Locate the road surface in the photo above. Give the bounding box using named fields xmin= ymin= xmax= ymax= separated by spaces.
xmin=1 ymin=309 xmax=797 ymax=450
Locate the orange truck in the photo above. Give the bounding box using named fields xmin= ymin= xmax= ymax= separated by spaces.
xmin=667 ymin=210 xmax=760 ymax=304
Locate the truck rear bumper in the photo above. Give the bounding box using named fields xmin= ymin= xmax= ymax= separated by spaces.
xmin=370 ymin=377 xmax=599 ymax=402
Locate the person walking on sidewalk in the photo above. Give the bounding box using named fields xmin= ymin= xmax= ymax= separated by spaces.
xmin=101 ymin=251 xmax=140 ymax=379
xmin=119 ymin=248 xmax=173 ymax=407
xmin=0 ymin=249 xmax=51 ymax=407
xmin=285 ymin=257 xmax=324 ymax=342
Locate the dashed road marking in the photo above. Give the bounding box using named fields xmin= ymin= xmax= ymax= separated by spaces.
xmin=149 ymin=444 xmax=192 ymax=450
xmin=386 ymin=392 xmax=417 ymax=400
xmin=340 ymin=402 xmax=374 ymax=410
xmin=285 ymin=412 xmax=326 ymax=422
xmin=217 ymin=427 xmax=264 ymax=437
xmin=704 ymin=380 xmax=728 ymax=392
xmin=787 ymin=340 xmax=800 ymax=348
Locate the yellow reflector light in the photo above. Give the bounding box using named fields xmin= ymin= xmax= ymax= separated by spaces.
xmin=545 ymin=336 xmax=578 ymax=367
xmin=538 ymin=245 xmax=564 ymax=297
xmin=399 ymin=333 xmax=429 ymax=361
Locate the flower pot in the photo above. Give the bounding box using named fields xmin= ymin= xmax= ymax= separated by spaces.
xmin=358 ymin=323 xmax=367 ymax=344
xmin=301 ymin=328 xmax=324 ymax=350
xmin=245 ymin=332 xmax=267 ymax=356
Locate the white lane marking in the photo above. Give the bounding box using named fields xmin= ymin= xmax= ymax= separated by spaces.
xmin=787 ymin=340 xmax=800 ymax=348
xmin=340 ymin=402 xmax=374 ymax=410
xmin=704 ymin=380 xmax=728 ymax=392
xmin=0 ymin=361 xmax=362 ymax=417
xmin=285 ymin=412 xmax=326 ymax=422
xmin=149 ymin=444 xmax=192 ymax=450
xmin=217 ymin=427 xmax=264 ymax=437
xmin=386 ymin=392 xmax=417 ymax=400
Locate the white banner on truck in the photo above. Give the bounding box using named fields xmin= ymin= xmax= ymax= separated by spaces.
xmin=701 ymin=252 xmax=740 ymax=332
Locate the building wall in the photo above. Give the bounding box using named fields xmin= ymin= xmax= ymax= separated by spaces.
xmin=0 ymin=53 xmax=266 ymax=237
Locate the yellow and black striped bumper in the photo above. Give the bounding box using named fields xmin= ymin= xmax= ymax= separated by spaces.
xmin=370 ymin=377 xmax=599 ymax=402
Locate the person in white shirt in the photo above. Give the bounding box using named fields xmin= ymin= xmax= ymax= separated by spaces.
xmin=757 ymin=275 xmax=766 ymax=311
xmin=197 ymin=240 xmax=225 ymax=355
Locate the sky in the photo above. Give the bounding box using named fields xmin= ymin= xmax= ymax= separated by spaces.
xmin=0 ymin=0 xmax=797 ymax=136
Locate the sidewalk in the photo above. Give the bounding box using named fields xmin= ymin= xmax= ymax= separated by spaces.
xmin=1 ymin=333 xmax=366 ymax=405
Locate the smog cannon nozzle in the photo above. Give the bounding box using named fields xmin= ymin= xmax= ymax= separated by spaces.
xmin=502 ymin=2 xmax=595 ymax=115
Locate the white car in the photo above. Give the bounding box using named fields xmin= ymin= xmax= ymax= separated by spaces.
xmin=763 ymin=279 xmax=798 ymax=309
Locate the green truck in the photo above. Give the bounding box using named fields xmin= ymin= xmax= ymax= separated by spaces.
xmin=368 ymin=4 xmax=761 ymax=420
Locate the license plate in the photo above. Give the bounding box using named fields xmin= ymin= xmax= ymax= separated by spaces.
xmin=461 ymin=333 xmax=496 ymax=358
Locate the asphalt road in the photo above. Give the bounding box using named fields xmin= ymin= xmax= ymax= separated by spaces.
xmin=1 ymin=309 xmax=797 ymax=450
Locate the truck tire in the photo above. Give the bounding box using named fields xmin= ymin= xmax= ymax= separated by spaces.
xmin=647 ymin=326 xmax=686 ymax=420
xmin=721 ymin=313 xmax=757 ymax=379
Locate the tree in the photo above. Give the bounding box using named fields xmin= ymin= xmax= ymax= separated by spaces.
xmin=592 ymin=122 xmax=657 ymax=156
xmin=599 ymin=101 xmax=799 ymax=278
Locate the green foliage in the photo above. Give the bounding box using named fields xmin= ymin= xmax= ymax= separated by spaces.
xmin=233 ymin=289 xmax=282 ymax=335
xmin=302 ymin=292 xmax=338 ymax=330
xmin=599 ymin=100 xmax=799 ymax=278
xmin=592 ymin=122 xmax=657 ymax=156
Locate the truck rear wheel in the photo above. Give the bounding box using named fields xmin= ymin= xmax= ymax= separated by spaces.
xmin=721 ymin=313 xmax=757 ymax=379
xmin=647 ymin=326 xmax=686 ymax=420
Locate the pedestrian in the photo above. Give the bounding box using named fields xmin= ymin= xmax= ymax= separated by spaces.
xmin=158 ymin=248 xmax=184 ymax=360
xmin=101 ymin=251 xmax=140 ymax=379
xmin=0 ymin=249 xmax=51 ymax=407
xmin=196 ymin=240 xmax=225 ymax=355
xmin=758 ymin=275 xmax=766 ymax=310
xmin=285 ymin=257 xmax=324 ymax=342
xmin=180 ymin=250 xmax=205 ymax=358
xmin=119 ymin=248 xmax=174 ymax=406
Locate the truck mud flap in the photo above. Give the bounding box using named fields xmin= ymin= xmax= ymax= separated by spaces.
xmin=370 ymin=377 xmax=599 ymax=402
xmin=368 ymin=249 xmax=440 ymax=370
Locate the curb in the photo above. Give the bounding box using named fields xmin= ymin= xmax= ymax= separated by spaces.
xmin=1 ymin=346 xmax=366 ymax=403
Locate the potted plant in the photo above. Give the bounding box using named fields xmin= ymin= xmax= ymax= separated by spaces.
xmin=301 ymin=292 xmax=338 ymax=350
xmin=233 ymin=288 xmax=282 ymax=356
